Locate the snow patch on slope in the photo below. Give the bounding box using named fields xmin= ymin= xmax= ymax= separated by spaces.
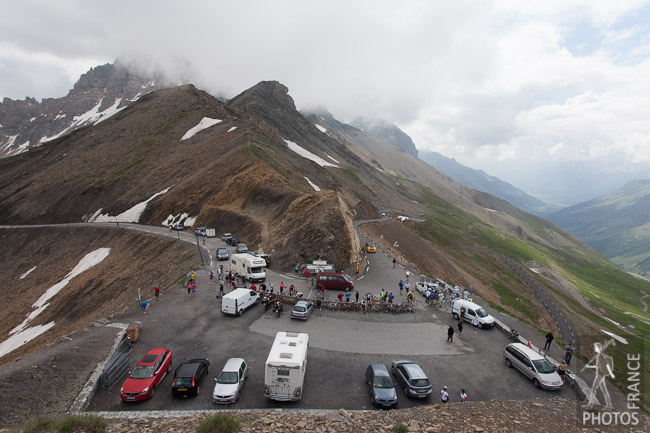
xmin=283 ymin=138 xmax=339 ymax=168
xmin=93 ymin=187 xmax=171 ymax=223
xmin=0 ymin=248 xmax=111 ymax=359
xmin=304 ymin=177 xmax=321 ymax=192
xmin=314 ymin=124 xmax=327 ymax=133
xmin=181 ymin=117 xmax=222 ymax=141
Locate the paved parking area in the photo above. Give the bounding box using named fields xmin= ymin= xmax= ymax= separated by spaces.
xmin=86 ymin=231 xmax=577 ymax=412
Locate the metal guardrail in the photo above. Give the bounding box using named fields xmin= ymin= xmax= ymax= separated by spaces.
xmin=98 ymin=333 xmax=132 ymax=390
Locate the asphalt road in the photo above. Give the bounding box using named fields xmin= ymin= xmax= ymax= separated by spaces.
xmin=497 ymin=254 xmax=577 ymax=347
xmin=85 ymin=225 xmax=577 ymax=411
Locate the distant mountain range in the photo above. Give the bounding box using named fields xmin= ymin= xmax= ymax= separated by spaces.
xmin=547 ymin=179 xmax=650 ymax=279
xmin=417 ymin=150 xmax=561 ymax=215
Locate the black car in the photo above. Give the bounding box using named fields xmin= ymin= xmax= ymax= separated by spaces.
xmin=171 ymin=359 xmax=209 ymax=396
xmin=216 ymin=248 xmax=229 ymax=261
xmin=227 ymin=237 xmax=239 ymax=246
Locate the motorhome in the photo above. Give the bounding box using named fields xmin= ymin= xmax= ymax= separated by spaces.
xmin=264 ymin=331 xmax=309 ymax=401
xmin=230 ymin=253 xmax=266 ymax=282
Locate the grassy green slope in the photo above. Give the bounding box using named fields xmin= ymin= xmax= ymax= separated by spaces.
xmin=405 ymin=183 xmax=650 ymax=408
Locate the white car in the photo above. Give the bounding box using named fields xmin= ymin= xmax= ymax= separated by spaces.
xmin=213 ymin=358 xmax=248 ymax=403
xmin=415 ymin=281 xmax=438 ymax=296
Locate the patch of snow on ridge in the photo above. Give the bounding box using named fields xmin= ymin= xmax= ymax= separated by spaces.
xmin=227 ymin=126 xmax=237 ymax=132
xmin=324 ymin=153 xmax=339 ymax=163
xmin=315 ymin=124 xmax=327 ymax=133
xmin=181 ymin=117 xmax=222 ymax=141
xmin=283 ymin=138 xmax=339 ymax=168
xmin=304 ymin=177 xmax=321 ymax=191
xmin=94 ymin=187 xmax=171 ymax=223
xmin=0 ymin=248 xmax=111 ymax=359
xmin=184 ymin=216 xmax=197 ymax=227
xmin=18 ymin=266 xmax=37 ymax=280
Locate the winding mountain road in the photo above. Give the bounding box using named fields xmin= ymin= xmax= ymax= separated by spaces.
xmin=497 ymin=253 xmax=577 ymax=347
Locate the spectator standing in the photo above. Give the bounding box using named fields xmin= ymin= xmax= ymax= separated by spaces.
xmin=190 ymin=271 xmax=195 ymax=284
xmin=316 ymin=298 xmax=322 ymax=316
xmin=399 ymin=280 xmax=404 ymax=295
xmin=457 ymin=320 xmax=463 ymax=337
xmin=460 ymin=389 xmax=468 ymax=402
xmin=405 ymin=281 xmax=411 ymax=293
xmin=392 ymin=257 xmax=396 ymax=268
xmin=191 ymin=283 xmax=197 ymax=297
xmin=154 ymin=285 xmax=160 ymax=301
xmin=472 ymin=318 xmax=479 ymax=333
xmin=544 ymin=332 xmax=554 ymax=351
xmin=564 ymin=342 xmax=575 ymax=365
xmin=447 ymin=325 xmax=454 ymax=342
xmin=209 ymin=270 xmax=214 ymax=285
xmin=355 ymin=291 xmax=360 ymax=302
xmin=440 ymin=386 xmax=449 ymax=403
xmin=218 ymin=283 xmax=224 ymax=298
xmin=187 ymin=281 xmax=192 ymax=296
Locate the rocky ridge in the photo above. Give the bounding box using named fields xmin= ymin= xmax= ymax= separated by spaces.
xmin=84 ymin=399 xmax=647 ymax=433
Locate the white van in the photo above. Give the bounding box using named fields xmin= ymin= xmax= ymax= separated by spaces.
xmin=230 ymin=253 xmax=266 ymax=283
xmin=221 ymin=288 xmax=260 ymax=316
xmin=452 ymin=299 xmax=495 ymax=328
xmin=264 ymin=331 xmax=309 ymax=401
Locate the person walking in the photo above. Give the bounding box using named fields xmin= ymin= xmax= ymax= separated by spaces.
xmin=392 ymin=257 xmax=396 ymax=268
xmin=355 ymin=291 xmax=360 ymax=303
xmin=564 ymin=342 xmax=575 ymax=365
xmin=209 ymin=270 xmax=214 ymax=285
xmin=472 ymin=317 xmax=479 ymax=333
xmin=405 ymin=270 xmax=410 ymax=281
xmin=399 ymin=280 xmax=404 ymax=296
xmin=191 ymin=283 xmax=197 ymax=297
xmin=154 ymin=284 xmax=160 ymax=301
xmin=218 ymin=283 xmax=224 ymax=299
xmin=316 ymin=298 xmax=322 ymax=316
xmin=447 ymin=325 xmax=454 ymax=342
xmin=457 ymin=320 xmax=463 ymax=337
xmin=460 ymin=389 xmax=468 ymax=402
xmin=187 ymin=281 xmax=192 ymax=296
xmin=190 ymin=271 xmax=195 ymax=284
xmin=544 ymin=332 xmax=554 ymax=351
xmin=440 ymin=386 xmax=449 ymax=403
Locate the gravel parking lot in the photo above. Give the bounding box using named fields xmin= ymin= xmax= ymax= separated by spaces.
xmin=86 ymin=231 xmax=577 ymax=412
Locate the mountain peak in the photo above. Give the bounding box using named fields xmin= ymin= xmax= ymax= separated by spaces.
xmin=229 ymin=80 xmax=296 ymax=112
xmin=350 ymin=116 xmax=418 ymax=157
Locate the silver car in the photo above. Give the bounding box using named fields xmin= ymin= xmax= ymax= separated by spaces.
xmin=236 ymin=243 xmax=248 ymax=253
xmin=212 ymin=358 xmax=248 ymax=403
xmin=391 ymin=360 xmax=432 ymax=398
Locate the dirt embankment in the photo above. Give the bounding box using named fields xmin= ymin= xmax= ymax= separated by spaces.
xmin=0 ymin=226 xmax=196 ymax=365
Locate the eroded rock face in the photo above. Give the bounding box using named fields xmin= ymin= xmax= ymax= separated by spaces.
xmin=0 ymin=62 xmax=168 ymax=158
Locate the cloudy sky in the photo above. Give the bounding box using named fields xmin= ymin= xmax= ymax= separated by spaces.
xmin=1 ymin=0 xmax=649 ymax=203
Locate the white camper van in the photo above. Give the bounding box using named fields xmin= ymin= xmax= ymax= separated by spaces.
xmin=264 ymin=331 xmax=309 ymax=401
xmin=230 ymin=253 xmax=266 ymax=282
xmin=221 ymin=288 xmax=260 ymax=316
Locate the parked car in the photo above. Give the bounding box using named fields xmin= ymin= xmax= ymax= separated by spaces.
xmin=365 ymin=364 xmax=398 ymax=408
xmin=391 ymin=360 xmax=432 ymax=398
xmin=172 ymin=223 xmax=184 ymax=231
xmin=316 ymin=272 xmax=354 ymax=291
xmin=171 ymin=359 xmax=210 ymax=397
xmin=236 ymin=243 xmax=248 ymax=253
xmin=216 ymin=248 xmax=229 ymax=261
xmin=503 ymin=343 xmax=563 ymax=390
xmin=213 ymin=358 xmax=248 ymax=404
xmin=227 ymin=236 xmax=239 ymax=246
xmin=220 ymin=233 xmax=232 ymax=242
xmin=290 ymin=300 xmax=314 ymax=320
xmin=195 ymin=226 xmax=206 ymax=236
xmin=415 ymin=281 xmax=438 ymax=296
xmin=120 ymin=348 xmax=172 ymax=401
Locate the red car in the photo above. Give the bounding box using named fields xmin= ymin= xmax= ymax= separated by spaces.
xmin=120 ymin=348 xmax=172 ymax=401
